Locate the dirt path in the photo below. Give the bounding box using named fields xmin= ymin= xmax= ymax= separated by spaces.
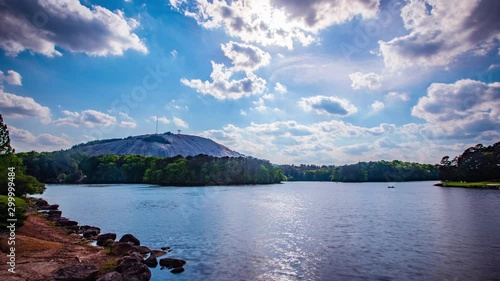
xmin=0 ymin=212 xmax=113 ymax=281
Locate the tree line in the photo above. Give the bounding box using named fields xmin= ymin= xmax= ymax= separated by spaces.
xmin=280 ymin=160 xmax=439 ymax=182
xmin=439 ymin=142 xmax=500 ymax=182
xmin=16 ymin=151 xmax=285 ymax=186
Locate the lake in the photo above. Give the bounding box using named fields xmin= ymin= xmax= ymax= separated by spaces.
xmin=37 ymin=182 xmax=500 ymax=280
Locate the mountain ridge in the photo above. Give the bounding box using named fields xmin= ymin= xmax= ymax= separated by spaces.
xmin=70 ymin=132 xmax=243 ymax=158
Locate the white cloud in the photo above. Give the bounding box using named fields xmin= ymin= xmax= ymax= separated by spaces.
xmin=371 ymin=100 xmax=384 ymax=111
xmin=379 ymin=0 xmax=500 ymax=70
xmin=199 ymin=119 xmax=434 ymax=165
xmin=488 ymin=64 xmax=500 ymax=71
xmin=221 ymin=41 xmax=271 ymax=72
xmin=252 ymin=98 xmax=268 ymax=112
xmin=150 ymin=116 xmax=171 ymax=124
xmin=385 ymin=91 xmax=410 ymax=104
xmin=0 ymin=70 xmax=22 ymax=86
xmin=181 ymin=41 xmax=270 ymax=100
xmin=274 ymin=82 xmax=287 ymax=94
xmin=0 ymin=89 xmax=51 ymax=123
xmin=240 ymin=109 xmax=247 ymax=116
xmin=349 ymin=72 xmax=383 ymax=90
xmin=298 ymin=95 xmax=358 ymax=117
xmin=0 ymin=0 xmax=147 ymax=57
xmin=9 ymin=126 xmax=70 ymax=152
xmin=181 ymin=61 xmax=267 ymax=100
xmin=171 ymin=0 xmax=379 ymax=49
xmin=54 ymin=109 xmax=117 ymax=127
xmin=118 ymin=112 xmax=137 ymax=128
xmin=412 ymin=79 xmax=500 ymax=139
xmin=173 ymin=116 xmax=189 ymax=128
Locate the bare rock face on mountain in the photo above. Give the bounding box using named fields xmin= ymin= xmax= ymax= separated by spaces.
xmin=71 ymin=133 xmax=242 ymax=158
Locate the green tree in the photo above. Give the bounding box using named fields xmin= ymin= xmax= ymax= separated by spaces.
xmin=0 ymin=114 xmax=15 ymax=155
xmin=0 ymin=154 xmax=45 ymax=196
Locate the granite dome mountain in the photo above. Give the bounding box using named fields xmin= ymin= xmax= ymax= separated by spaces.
xmin=71 ymin=133 xmax=242 ymax=158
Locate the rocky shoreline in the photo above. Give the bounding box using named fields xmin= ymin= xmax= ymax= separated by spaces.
xmin=0 ymin=198 xmax=187 ymax=281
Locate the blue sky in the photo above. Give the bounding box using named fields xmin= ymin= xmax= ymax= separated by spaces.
xmin=0 ymin=0 xmax=499 ymax=165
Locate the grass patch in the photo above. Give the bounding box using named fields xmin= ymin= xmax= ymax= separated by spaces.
xmin=441 ymin=181 xmax=500 ymax=188
xmin=0 ymin=195 xmax=27 ymax=228
xmin=0 ymin=235 xmax=62 ymax=254
xmin=99 ymin=258 xmax=117 ymax=274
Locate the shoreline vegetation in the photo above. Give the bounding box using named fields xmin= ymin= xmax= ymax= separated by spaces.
xmin=17 ymin=152 xmax=285 ymax=186
xmin=437 ymin=142 xmax=499 ymax=188
xmin=15 ymin=150 xmax=442 ymax=186
xmin=434 ymin=181 xmax=500 ymax=189
xmin=0 ymin=197 xmax=186 ymax=281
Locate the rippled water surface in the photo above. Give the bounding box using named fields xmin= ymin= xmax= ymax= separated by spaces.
xmin=39 ymin=182 xmax=500 ymax=280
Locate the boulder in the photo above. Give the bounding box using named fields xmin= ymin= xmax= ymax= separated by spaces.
xmin=80 ymin=225 xmax=101 ymax=234
xmin=40 ymin=204 xmax=59 ymax=210
xmin=33 ymin=198 xmax=49 ymax=207
xmin=55 ymin=218 xmax=78 ymax=227
xmin=170 ymin=267 xmax=185 ymax=274
xmin=46 ymin=210 xmax=62 ymax=220
xmin=115 ymin=253 xmax=151 ymax=281
xmin=110 ymin=242 xmax=134 ymax=256
xmin=115 ymin=253 xmax=143 ymax=273
xmin=83 ymin=228 xmax=100 ymax=238
xmin=143 ymin=255 xmax=158 ymax=268
xmin=96 ymin=271 xmax=123 ymax=281
xmin=119 ymin=234 xmax=140 ymax=246
xmin=96 ymin=233 xmax=117 ymax=246
xmin=133 ymin=245 xmax=151 ymax=254
xmin=150 ymin=250 xmax=167 ymax=257
xmin=121 ymin=264 xmax=151 ymax=281
xmin=52 ymin=264 xmax=98 ymax=281
xmin=104 ymin=239 xmax=115 ymax=247
xmin=159 ymin=258 xmax=186 ymax=269
xmin=65 ymin=225 xmax=81 ymax=233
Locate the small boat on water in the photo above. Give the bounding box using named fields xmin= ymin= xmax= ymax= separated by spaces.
xmin=387 ymin=185 xmax=395 ymax=188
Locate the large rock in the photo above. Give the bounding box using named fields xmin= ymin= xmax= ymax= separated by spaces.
xmin=52 ymin=264 xmax=98 ymax=281
xmin=104 ymin=239 xmax=115 ymax=247
xmin=80 ymin=225 xmax=101 ymax=234
xmin=33 ymin=198 xmax=49 ymax=207
xmin=96 ymin=271 xmax=123 ymax=281
xmin=143 ymin=255 xmax=158 ymax=268
xmin=83 ymin=228 xmax=100 ymax=238
xmin=71 ymin=133 xmax=242 ymax=158
xmin=55 ymin=218 xmax=79 ymax=227
xmin=46 ymin=210 xmax=62 ymax=220
xmin=119 ymin=234 xmax=140 ymax=246
xmin=159 ymin=258 xmax=186 ymax=269
xmin=133 ymin=245 xmax=150 ymax=254
xmin=170 ymin=267 xmax=185 ymax=274
xmin=150 ymin=250 xmax=167 ymax=257
xmin=116 ymin=253 xmax=151 ymax=281
xmin=96 ymin=233 xmax=117 ymax=246
xmin=40 ymin=204 xmax=59 ymax=210
xmin=110 ymin=242 xmax=134 ymax=256
xmin=115 ymin=253 xmax=143 ymax=273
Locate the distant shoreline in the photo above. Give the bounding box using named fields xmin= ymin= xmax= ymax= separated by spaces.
xmin=434 ymin=181 xmax=500 ymax=189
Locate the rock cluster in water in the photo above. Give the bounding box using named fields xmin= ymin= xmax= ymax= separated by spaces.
xmin=31 ymin=198 xmax=187 ymax=280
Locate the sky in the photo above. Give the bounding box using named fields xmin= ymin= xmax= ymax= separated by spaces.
xmin=0 ymin=0 xmax=499 ymax=165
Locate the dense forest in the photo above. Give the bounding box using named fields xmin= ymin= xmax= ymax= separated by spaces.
xmin=17 ymin=151 xmax=284 ymax=186
xmin=281 ymin=160 xmax=439 ymax=182
xmin=439 ymin=142 xmax=500 ymax=182
xmin=280 ymin=164 xmax=335 ymax=181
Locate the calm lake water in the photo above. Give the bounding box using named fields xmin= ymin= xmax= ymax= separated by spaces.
xmin=38 ymin=182 xmax=500 ymax=281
